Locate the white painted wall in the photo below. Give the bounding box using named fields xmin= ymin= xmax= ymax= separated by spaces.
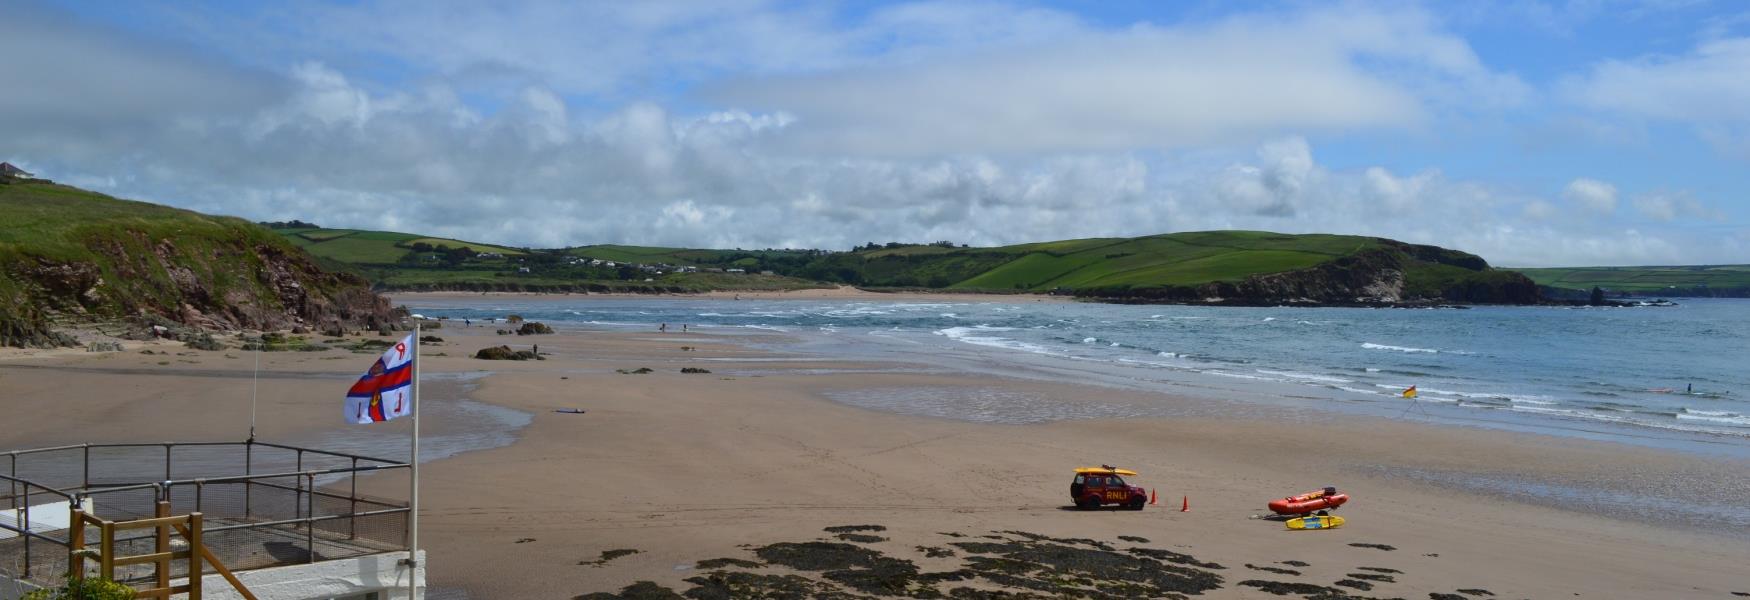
xmin=183 ymin=550 xmax=424 ymax=600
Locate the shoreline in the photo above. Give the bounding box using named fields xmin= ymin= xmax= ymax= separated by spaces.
xmin=389 ymin=287 xmax=1075 ymax=304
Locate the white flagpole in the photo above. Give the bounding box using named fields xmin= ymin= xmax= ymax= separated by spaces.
xmin=408 ymin=322 xmax=421 ymax=599
xmin=249 ymin=345 xmax=260 ymax=440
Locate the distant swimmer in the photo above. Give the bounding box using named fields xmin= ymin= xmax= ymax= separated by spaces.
xmin=1687 ymin=383 xmax=1693 ymax=394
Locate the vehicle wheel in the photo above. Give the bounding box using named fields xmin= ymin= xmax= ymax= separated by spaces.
xmin=1077 ymin=496 xmax=1100 ymax=511
xmin=1127 ymin=498 xmax=1146 ymax=511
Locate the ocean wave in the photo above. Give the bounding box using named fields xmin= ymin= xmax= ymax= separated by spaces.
xmin=934 ymin=326 xmax=1054 ymax=355
xmin=1676 ymin=413 xmax=1750 ymax=426
xmin=1256 ymin=369 xmax=1353 ymax=384
xmin=1682 ymin=408 xmax=1735 ymax=417
xmin=1362 ymin=342 xmax=1441 ymax=354
xmin=1204 ymin=370 xmax=1275 ymax=381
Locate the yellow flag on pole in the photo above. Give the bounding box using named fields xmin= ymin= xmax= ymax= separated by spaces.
xmin=1402 ymin=385 xmax=1418 ymax=399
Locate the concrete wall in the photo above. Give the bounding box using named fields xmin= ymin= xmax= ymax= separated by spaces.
xmin=186 ymin=550 xmax=425 ymax=600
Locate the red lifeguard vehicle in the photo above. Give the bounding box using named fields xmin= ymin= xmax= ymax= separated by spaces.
xmin=1071 ymin=466 xmax=1148 ymax=510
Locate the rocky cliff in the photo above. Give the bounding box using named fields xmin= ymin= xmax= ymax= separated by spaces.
xmin=0 ymin=181 xmax=396 ymax=347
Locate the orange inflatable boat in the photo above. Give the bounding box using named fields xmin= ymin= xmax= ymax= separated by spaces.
xmin=1268 ymin=486 xmax=1348 ymax=515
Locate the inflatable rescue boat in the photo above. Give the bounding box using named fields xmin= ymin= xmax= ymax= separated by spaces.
xmin=1268 ymin=486 xmax=1348 ymax=515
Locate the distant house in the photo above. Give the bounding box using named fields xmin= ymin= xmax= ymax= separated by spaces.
xmin=0 ymin=162 xmax=33 ymax=179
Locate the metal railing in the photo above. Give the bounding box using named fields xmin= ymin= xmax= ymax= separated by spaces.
xmin=2 ymin=441 xmax=410 ymax=588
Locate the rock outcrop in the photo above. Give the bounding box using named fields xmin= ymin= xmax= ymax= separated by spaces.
xmin=0 ymin=182 xmax=397 ymax=347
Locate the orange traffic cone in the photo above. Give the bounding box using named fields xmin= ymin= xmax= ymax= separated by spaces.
xmin=1149 ymin=489 xmax=1157 ymax=505
xmin=1180 ymin=496 xmax=1189 ymax=512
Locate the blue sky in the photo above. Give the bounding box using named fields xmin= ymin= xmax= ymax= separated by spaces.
xmin=4 ymin=0 xmax=1749 ymax=266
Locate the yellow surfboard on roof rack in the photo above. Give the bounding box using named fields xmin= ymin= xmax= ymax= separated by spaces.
xmin=1074 ymin=466 xmax=1138 ymax=476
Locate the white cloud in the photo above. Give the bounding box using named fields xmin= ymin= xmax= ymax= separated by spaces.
xmin=1522 ymin=199 xmax=1559 ymax=220
xmin=1563 ymin=178 xmax=1618 ymax=214
xmin=2 ymin=2 xmax=1740 ymax=269
xmin=1562 ymin=37 xmax=1750 ymax=157
xmin=711 ymin=5 xmax=1528 ymax=156
xmin=1632 ymin=191 xmax=1723 ymax=222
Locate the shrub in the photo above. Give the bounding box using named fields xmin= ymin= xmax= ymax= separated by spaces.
xmin=183 ymin=332 xmax=224 ymax=351
xmin=23 ymin=577 xmax=135 ymax=600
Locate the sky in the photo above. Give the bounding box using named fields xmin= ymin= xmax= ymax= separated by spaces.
xmin=3 ymin=0 xmax=1749 ymax=267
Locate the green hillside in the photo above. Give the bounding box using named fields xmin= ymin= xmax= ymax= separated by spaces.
xmin=948 ymin=232 xmax=1374 ymax=291
xmin=284 ymin=226 xmax=1536 ymax=304
xmin=1517 ymin=265 xmax=1750 ymax=297
xmin=777 ymin=231 xmax=1526 ymax=304
xmin=278 ymin=228 xmax=527 ymax=264
xmin=0 ymin=181 xmax=391 ymax=347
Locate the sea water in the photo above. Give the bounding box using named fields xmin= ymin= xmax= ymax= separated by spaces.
xmin=405 ymin=296 xmax=1750 ymax=457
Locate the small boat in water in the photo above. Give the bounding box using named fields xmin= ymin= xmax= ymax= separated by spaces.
xmin=1268 ymin=486 xmax=1348 ymax=515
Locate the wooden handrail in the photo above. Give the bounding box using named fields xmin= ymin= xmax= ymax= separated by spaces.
xmin=176 ymin=522 xmax=258 ymax=600
xmin=112 ymin=515 xmax=191 ymax=530
xmin=113 ymin=550 xmax=191 ymax=567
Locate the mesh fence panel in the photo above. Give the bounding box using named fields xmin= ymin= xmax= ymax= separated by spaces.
xmin=1 ymin=443 xmax=408 ymax=589
xmin=87 ymin=445 xmax=165 ymax=487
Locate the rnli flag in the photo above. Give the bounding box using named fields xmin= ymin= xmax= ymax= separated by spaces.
xmin=1402 ymin=385 xmax=1418 ymax=399
xmin=345 ymin=333 xmax=416 ymax=424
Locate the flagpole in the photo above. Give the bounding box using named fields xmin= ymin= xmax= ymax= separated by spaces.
xmin=249 ymin=345 xmax=260 ymax=440
xmin=408 ymin=322 xmax=421 ymax=599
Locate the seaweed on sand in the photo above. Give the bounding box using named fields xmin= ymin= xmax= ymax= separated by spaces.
xmin=579 ymin=548 xmax=641 ymax=567
xmin=1246 ymin=563 xmax=1302 ymax=576
xmin=1346 ymin=572 xmax=1396 ymax=583
xmin=825 ymin=524 xmax=888 ymax=533
xmin=916 ymin=546 xmax=956 ymax=558
xmin=682 ymin=571 xmax=860 ymax=600
xmin=574 ymin=581 xmax=685 ymax=600
xmin=836 ymin=533 xmax=889 ymax=543
xmin=1127 ymin=547 xmax=1227 ymax=570
xmin=1348 ymin=543 xmax=1397 ymax=551
xmin=693 ymin=557 xmax=762 ymax=569
xmin=1335 ymin=579 xmax=1374 ymax=591
xmin=951 ymin=535 xmax=1224 ymax=597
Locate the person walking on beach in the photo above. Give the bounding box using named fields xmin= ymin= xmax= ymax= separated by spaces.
xmin=533 ymin=344 xmax=539 ymax=355
xmin=660 ymin=323 xmax=667 ymax=333
xmin=682 ymin=324 xmax=688 ymax=332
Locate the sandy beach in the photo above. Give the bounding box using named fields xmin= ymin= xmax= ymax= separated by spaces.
xmin=4 ymin=319 xmax=1748 ymax=599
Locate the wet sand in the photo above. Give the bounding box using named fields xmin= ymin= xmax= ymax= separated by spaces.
xmin=4 ymin=324 xmax=1748 ymax=598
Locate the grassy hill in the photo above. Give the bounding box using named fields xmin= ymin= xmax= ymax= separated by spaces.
xmin=282 ymin=226 xmax=1537 ymax=304
xmin=1517 ymin=265 xmax=1750 ymax=297
xmin=274 ymin=230 xmax=831 ymax=292
xmin=278 ymin=227 xmax=527 ymax=264
xmin=0 ymin=180 xmax=392 ymax=347
xmin=781 ymin=231 xmax=1533 ymax=304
